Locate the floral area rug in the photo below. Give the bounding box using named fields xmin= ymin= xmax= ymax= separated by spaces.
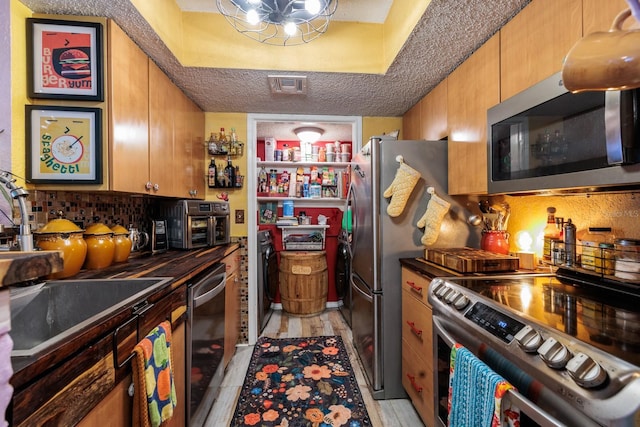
xmin=230 ymin=335 xmax=372 ymax=427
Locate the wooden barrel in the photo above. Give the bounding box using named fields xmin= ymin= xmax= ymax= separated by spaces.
xmin=279 ymin=251 xmax=328 ymax=316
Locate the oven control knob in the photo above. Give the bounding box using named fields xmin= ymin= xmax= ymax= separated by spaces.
xmin=566 ymin=352 xmax=607 ymax=388
xmin=537 ymin=337 xmax=572 ymax=369
xmin=514 ymin=325 xmax=543 ymax=353
xmin=435 ymin=285 xmax=452 ymax=299
xmin=445 ymin=290 xmax=460 ymax=304
xmin=431 ymin=279 xmax=445 ymax=295
xmin=453 ymin=294 xmax=470 ymax=310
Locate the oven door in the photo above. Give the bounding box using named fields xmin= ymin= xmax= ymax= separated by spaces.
xmin=188 ymin=216 xmax=210 ymax=248
xmin=208 ymin=215 xmax=230 ymax=246
xmin=432 ymin=315 xmax=599 ymax=427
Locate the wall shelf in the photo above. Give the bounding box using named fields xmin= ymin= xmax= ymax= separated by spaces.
xmin=257 ymin=161 xmax=350 ymax=168
xmin=257 ymin=196 xmax=347 ymax=210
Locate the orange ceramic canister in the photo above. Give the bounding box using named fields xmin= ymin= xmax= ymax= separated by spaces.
xmin=34 ymin=218 xmax=87 ymax=279
xmin=83 ymin=223 xmax=116 ymax=270
xmin=110 ymin=224 xmax=132 ymax=263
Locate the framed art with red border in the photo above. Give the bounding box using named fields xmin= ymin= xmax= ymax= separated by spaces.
xmin=27 ymin=18 xmax=104 ymax=101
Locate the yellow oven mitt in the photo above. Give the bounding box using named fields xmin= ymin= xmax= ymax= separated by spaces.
xmin=417 ymin=187 xmax=450 ymax=246
xmin=383 ymin=156 xmax=421 ymax=217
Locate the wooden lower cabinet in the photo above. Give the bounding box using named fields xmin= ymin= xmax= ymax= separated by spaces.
xmin=78 ymin=321 xmax=186 ymax=427
xmin=402 ymin=338 xmax=434 ymax=427
xmin=401 ymin=266 xmax=434 ymax=427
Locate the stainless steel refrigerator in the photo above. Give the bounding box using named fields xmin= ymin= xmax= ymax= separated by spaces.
xmin=349 ymin=136 xmax=479 ymax=399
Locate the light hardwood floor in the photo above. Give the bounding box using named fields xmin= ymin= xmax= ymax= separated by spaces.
xmin=204 ymin=309 xmax=425 ymax=427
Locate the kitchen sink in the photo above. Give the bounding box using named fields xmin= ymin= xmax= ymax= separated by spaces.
xmin=9 ymin=277 xmax=172 ymax=358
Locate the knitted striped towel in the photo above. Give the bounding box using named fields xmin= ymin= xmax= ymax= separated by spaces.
xmin=447 ymin=344 xmax=520 ymax=427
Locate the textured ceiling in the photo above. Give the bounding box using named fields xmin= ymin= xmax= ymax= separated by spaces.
xmin=18 ymin=0 xmax=531 ymax=118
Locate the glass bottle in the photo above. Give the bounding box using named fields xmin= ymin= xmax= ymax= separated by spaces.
xmin=543 ymin=207 xmax=560 ymax=261
xmin=224 ymin=155 xmax=235 ymax=188
xmin=269 ymin=169 xmax=278 ymax=195
xmin=258 ymin=166 xmax=268 ymax=193
xmin=217 ymin=163 xmax=225 ymax=188
xmin=219 ymin=128 xmax=228 ymax=154
xmin=207 ymin=158 xmax=217 ymax=188
xmin=207 ymin=132 xmax=219 ymax=155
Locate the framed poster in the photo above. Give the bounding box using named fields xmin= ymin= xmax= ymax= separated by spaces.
xmin=26 ymin=105 xmax=102 ymax=184
xmin=27 ymin=18 xmax=103 ymax=101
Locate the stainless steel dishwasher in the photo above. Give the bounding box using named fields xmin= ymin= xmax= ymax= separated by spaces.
xmin=186 ymin=262 xmax=226 ymax=426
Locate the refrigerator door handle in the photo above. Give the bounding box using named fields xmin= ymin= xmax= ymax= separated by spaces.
xmin=351 ymin=278 xmax=373 ymax=303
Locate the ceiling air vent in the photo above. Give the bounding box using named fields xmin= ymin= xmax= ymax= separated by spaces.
xmin=268 ymin=75 xmax=307 ymax=95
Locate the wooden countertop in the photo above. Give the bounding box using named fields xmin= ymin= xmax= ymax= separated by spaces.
xmin=0 ymin=251 xmax=63 ymax=286
xmin=10 ymin=244 xmax=239 ymax=389
xmin=73 ymin=244 xmax=239 ymax=288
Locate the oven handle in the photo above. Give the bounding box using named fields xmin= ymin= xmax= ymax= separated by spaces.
xmin=432 ymin=315 xmax=567 ymax=427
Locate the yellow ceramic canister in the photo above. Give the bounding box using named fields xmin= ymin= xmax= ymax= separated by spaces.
xmin=110 ymin=224 xmax=132 ymax=263
xmin=34 ymin=218 xmax=87 ymax=279
xmin=83 ymin=223 xmax=115 ymax=270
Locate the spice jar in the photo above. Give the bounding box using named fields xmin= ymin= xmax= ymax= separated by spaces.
xmin=594 ymin=243 xmax=615 ymax=275
xmin=614 ymin=238 xmax=640 ymax=281
xmin=579 ymin=227 xmax=613 ymax=270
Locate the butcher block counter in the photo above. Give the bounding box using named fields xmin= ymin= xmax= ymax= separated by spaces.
xmin=9 ymin=244 xmax=238 ymax=427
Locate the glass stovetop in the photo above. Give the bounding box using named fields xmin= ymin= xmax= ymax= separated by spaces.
xmin=445 ymin=273 xmax=640 ymax=367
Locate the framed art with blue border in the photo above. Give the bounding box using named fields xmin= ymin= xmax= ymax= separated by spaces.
xmin=26 ymin=105 xmax=102 ymax=184
xmin=27 ymin=18 xmax=104 ymax=101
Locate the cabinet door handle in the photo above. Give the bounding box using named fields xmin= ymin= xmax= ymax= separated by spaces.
xmin=406 ymin=320 xmax=422 ymax=337
xmin=407 ymin=373 xmax=423 ymax=394
xmin=406 ymin=280 xmax=423 ymax=293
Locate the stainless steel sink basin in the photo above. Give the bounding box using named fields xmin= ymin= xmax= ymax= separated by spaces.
xmin=10 ymin=277 xmax=172 ymax=358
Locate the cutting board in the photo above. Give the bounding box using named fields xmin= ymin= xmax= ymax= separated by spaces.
xmin=0 ymin=250 xmax=63 ymax=285
xmin=425 ymin=247 xmax=519 ymax=273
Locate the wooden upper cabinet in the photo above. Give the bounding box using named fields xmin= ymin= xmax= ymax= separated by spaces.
xmin=402 ymin=101 xmax=421 ymax=140
xmin=420 ymin=79 xmax=447 ymax=141
xmin=447 ymin=34 xmax=499 ymax=195
xmin=172 ymin=83 xmax=190 ymax=199
xmin=108 ymin=20 xmax=204 ymax=198
xmin=403 ymin=79 xmax=447 ymax=141
xmin=583 ymin=0 xmax=634 ymax=33
xmin=189 ymin=102 xmax=205 ymax=198
xmin=108 ymin=21 xmax=150 ymax=194
xmin=148 ymin=60 xmax=176 ymax=197
xmin=500 ymin=0 xmax=582 ymax=101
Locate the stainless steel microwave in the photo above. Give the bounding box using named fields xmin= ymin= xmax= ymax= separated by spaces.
xmin=161 ymin=200 xmax=230 ymax=249
xmin=487 ymin=72 xmax=640 ymax=194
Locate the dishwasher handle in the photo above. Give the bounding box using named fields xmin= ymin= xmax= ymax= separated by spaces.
xmin=191 ymin=263 xmax=226 ymax=308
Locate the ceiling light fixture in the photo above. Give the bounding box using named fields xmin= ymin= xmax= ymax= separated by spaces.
xmin=295 ymin=126 xmax=324 ymax=143
xmin=216 ymin=0 xmax=338 ymax=46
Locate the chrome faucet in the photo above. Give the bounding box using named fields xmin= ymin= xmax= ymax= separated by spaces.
xmin=0 ymin=170 xmax=34 ymax=251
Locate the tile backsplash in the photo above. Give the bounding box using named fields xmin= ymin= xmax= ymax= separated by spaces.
xmin=25 ymin=191 xmax=152 ymax=230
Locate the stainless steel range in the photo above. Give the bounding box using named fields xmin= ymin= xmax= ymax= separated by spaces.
xmin=429 ymin=268 xmax=640 ymax=427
